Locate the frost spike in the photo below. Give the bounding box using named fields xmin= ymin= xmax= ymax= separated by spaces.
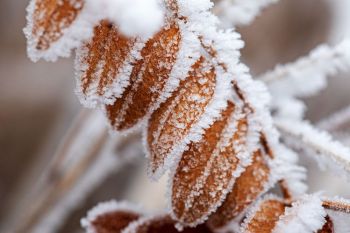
xmin=106 ymin=23 xmax=181 ymax=130
xmin=208 ymin=150 xmax=270 ymax=229
xmin=147 ymin=57 xmax=216 ymax=177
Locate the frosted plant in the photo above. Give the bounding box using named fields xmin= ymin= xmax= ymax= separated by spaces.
xmin=21 ymin=0 xmax=350 ymax=232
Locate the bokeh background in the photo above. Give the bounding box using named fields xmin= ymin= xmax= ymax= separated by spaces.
xmin=0 ymin=0 xmax=349 ymax=232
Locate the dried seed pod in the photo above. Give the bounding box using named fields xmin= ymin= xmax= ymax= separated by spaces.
xmin=318 ymin=216 xmax=334 ymax=233
xmin=208 ymin=150 xmax=271 ymax=229
xmin=241 ymin=196 xmax=286 ymax=233
xmin=25 ymin=0 xmax=84 ymax=61
xmin=76 ymin=20 xmax=137 ymax=107
xmin=171 ymin=102 xmax=250 ymax=226
xmin=147 ymin=57 xmax=216 ymax=178
xmin=105 ymin=23 xmax=181 ymax=130
xmin=81 ymin=201 xmax=142 ymax=233
xmin=123 ymin=215 xmax=213 ymax=233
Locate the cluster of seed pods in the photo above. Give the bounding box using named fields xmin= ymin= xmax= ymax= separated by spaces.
xmin=25 ymin=0 xmax=349 ymax=232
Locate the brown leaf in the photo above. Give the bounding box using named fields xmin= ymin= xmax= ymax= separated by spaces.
xmin=171 ymin=102 xmax=249 ymax=225
xmin=124 ymin=215 xmax=213 ymax=233
xmin=208 ymin=150 xmax=270 ymax=228
xmin=77 ymin=20 xmax=135 ymax=104
xmin=30 ymin=0 xmax=83 ymax=50
xmin=106 ymin=23 xmax=181 ymax=130
xmin=242 ymin=198 xmax=286 ymax=233
xmin=147 ymin=57 xmax=216 ymax=177
xmin=91 ymin=211 xmax=140 ymax=233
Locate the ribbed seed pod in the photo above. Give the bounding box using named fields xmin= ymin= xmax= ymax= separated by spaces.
xmin=171 ymin=102 xmax=250 ymax=225
xmin=105 ymin=23 xmax=181 ymax=130
xmin=76 ymin=20 xmax=136 ymax=106
xmin=81 ymin=201 xmax=142 ymax=233
xmin=123 ymin=215 xmax=213 ymax=233
xmin=242 ymin=197 xmax=286 ymax=233
xmin=147 ymin=57 xmax=216 ymax=176
xmin=28 ymin=0 xmax=83 ymax=51
xmin=208 ymin=150 xmax=271 ymax=228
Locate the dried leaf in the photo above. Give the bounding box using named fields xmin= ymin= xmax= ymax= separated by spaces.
xmin=171 ymin=102 xmax=250 ymax=225
xmin=208 ymin=150 xmax=270 ymax=228
xmin=105 ymin=23 xmax=181 ymax=130
xmin=147 ymin=57 xmax=216 ymax=177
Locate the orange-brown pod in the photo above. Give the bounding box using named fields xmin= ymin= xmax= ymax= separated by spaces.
xmin=208 ymin=150 xmax=270 ymax=228
xmin=106 ymin=23 xmax=181 ymax=130
xmin=30 ymin=0 xmax=83 ymax=50
xmin=147 ymin=57 xmax=216 ymax=177
xmin=172 ymin=102 xmax=250 ymax=226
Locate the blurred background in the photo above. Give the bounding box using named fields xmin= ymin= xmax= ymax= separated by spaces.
xmin=0 ymin=0 xmax=349 ymax=232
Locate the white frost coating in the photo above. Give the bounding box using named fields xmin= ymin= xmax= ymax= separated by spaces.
xmin=82 ymin=201 xmax=144 ymax=233
xmin=214 ymin=0 xmax=279 ymax=27
xmin=241 ymin=194 xmax=284 ymax=232
xmin=25 ymin=0 xmax=164 ymax=62
xmin=273 ymin=145 xmax=308 ymax=197
xmin=260 ymin=39 xmax=350 ymax=98
xmin=87 ymin=0 xmax=164 ymax=39
xmin=273 ymin=194 xmax=326 ymax=233
xmin=276 ymin=118 xmax=350 ymax=181
xmin=318 ymin=104 xmax=350 ymax=131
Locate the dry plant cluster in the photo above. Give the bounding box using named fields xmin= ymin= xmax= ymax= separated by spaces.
xmin=17 ymin=0 xmax=350 ymax=232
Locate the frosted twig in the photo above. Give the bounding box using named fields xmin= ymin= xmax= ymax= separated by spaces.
xmin=275 ymin=118 xmax=350 ymax=179
xmin=322 ymin=197 xmax=350 ymax=214
xmin=317 ymin=104 xmax=350 ymax=131
xmin=213 ymin=0 xmax=279 ymax=27
xmin=260 ymin=39 xmax=350 ymax=98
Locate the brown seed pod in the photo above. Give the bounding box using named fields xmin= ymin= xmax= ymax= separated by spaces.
xmin=28 ymin=0 xmax=83 ymax=51
xmin=76 ymin=20 xmax=136 ymax=106
xmin=318 ymin=216 xmax=334 ymax=233
xmin=105 ymin=23 xmax=181 ymax=130
xmin=123 ymin=215 xmax=213 ymax=233
xmin=91 ymin=211 xmax=140 ymax=233
xmin=241 ymin=196 xmax=286 ymax=233
xmin=82 ymin=201 xmax=142 ymax=233
xmin=147 ymin=57 xmax=216 ymax=177
xmin=208 ymin=149 xmax=271 ymax=229
xmin=171 ymin=102 xmax=250 ymax=226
